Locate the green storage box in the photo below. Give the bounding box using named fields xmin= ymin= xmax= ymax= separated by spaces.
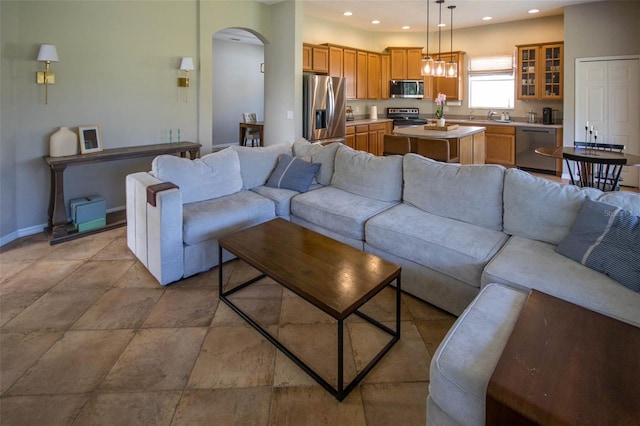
xmin=74 ymin=217 xmax=106 ymax=232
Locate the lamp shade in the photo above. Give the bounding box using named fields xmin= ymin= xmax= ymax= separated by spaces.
xmin=180 ymin=57 xmax=194 ymax=71
xmin=37 ymin=44 xmax=59 ymax=62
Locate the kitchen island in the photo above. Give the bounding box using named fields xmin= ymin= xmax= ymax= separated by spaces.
xmin=394 ymin=125 xmax=486 ymax=164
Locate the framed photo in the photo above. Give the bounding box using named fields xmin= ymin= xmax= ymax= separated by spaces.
xmin=78 ymin=125 xmax=103 ymax=154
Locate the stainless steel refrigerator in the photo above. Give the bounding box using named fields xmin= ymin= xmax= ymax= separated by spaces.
xmin=303 ymin=75 xmax=346 ymax=144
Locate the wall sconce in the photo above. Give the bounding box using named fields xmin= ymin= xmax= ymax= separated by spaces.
xmin=36 ymin=44 xmax=59 ymax=105
xmin=178 ymin=57 xmax=194 ymax=102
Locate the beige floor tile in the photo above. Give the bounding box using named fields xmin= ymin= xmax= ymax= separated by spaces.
xmin=100 ymin=327 xmax=206 ymax=392
xmin=172 ymin=387 xmax=271 ymax=426
xmin=0 ymin=331 xmax=63 ymax=394
xmin=176 ymin=269 xmax=219 ymax=288
xmin=210 ymin=299 xmax=254 ymax=327
xmin=187 ymin=326 xmax=276 ymax=389
xmin=2 ymin=289 xmax=104 ymax=331
xmin=0 ymin=394 xmax=90 ymax=426
xmin=403 ymin=293 xmax=456 ymax=321
xmin=43 ymin=237 xmax=112 ymax=261
xmin=113 ymin=261 xmax=161 ymax=288
xmin=361 ymin=382 xmax=428 ymax=426
xmin=224 ymin=259 xmax=265 ymax=288
xmin=276 ymin=323 xmax=358 ymax=388
xmin=0 ymin=260 xmax=33 ymax=283
xmin=0 ymin=233 xmax=55 ymax=261
xmin=0 ymin=291 xmax=43 ymax=327
xmin=142 ymin=288 xmax=218 ymax=328
xmin=0 ymin=260 xmax=82 ymax=295
xmin=73 ymin=391 xmax=182 ymax=426
xmin=272 ymin=350 xmax=317 ymax=387
xmin=357 ymin=286 xmax=412 ymax=323
xmin=415 ymin=318 xmax=457 ymax=356
xmin=90 ymin=237 xmax=136 ymax=261
xmin=269 ymin=386 xmax=367 ymax=426
xmin=53 ymin=259 xmax=135 ymax=290
xmin=220 ymin=296 xmax=283 ymax=327
xmin=350 ymin=321 xmax=430 ymax=383
xmin=279 ymin=294 xmax=335 ymax=325
xmin=7 ymin=330 xmax=133 ymax=395
xmin=72 ymin=288 xmax=164 ymax=330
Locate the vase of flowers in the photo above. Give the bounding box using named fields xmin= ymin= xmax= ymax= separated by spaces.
xmin=435 ymin=92 xmax=446 ymax=127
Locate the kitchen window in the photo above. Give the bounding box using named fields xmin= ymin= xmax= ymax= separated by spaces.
xmin=468 ymin=54 xmax=515 ymax=109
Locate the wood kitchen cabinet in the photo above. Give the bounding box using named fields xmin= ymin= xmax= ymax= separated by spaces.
xmin=387 ymin=47 xmax=424 ymax=80
xmin=303 ymin=43 xmax=329 ymax=73
xmin=347 ymin=121 xmax=394 ymax=155
xmin=345 ymin=125 xmax=356 ymax=149
xmin=328 ymin=45 xmax=343 ymax=77
xmin=485 ymin=125 xmax=516 ymax=167
xmin=356 ymin=51 xmax=368 ymax=99
xmin=343 ymin=48 xmax=357 ymax=99
xmin=367 ymin=53 xmax=381 ymax=100
xmin=432 ymin=51 xmax=465 ymax=101
xmin=355 ymin=125 xmax=369 ymax=152
xmin=380 ymin=54 xmax=390 ymax=99
xmin=517 ymin=42 xmax=563 ymax=100
xmin=368 ymin=122 xmax=393 ymax=156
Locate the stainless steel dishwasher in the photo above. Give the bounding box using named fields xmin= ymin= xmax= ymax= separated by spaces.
xmin=515 ymin=127 xmax=557 ymax=174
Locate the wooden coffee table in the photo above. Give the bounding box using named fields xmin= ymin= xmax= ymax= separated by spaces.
xmin=217 ymin=218 xmax=401 ymax=401
xmin=487 ymin=290 xmax=640 ymax=424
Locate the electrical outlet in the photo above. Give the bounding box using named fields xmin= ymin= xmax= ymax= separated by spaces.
xmin=287 ymin=111 xmax=293 ymax=119
xmin=354 ymin=106 xmax=360 ymax=113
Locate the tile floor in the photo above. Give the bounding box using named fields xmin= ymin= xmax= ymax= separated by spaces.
xmin=0 ymin=227 xmax=456 ymax=425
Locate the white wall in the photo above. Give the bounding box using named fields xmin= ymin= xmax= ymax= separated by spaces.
xmin=212 ymin=39 xmax=264 ymax=146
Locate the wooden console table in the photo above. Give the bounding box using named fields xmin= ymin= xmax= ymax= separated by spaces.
xmin=43 ymin=141 xmax=201 ymax=244
xmin=487 ymin=290 xmax=640 ymax=425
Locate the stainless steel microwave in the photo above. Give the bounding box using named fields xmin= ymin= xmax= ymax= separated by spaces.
xmin=390 ymin=80 xmax=424 ymax=98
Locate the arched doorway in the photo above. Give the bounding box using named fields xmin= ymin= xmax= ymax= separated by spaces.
xmin=212 ymin=28 xmax=266 ymax=147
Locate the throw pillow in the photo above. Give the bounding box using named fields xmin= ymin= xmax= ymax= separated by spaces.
xmin=265 ymin=154 xmax=320 ymax=193
xmin=556 ymin=198 xmax=640 ymax=292
xmin=151 ymin=148 xmax=242 ymax=204
xmin=292 ymin=138 xmax=340 ymax=186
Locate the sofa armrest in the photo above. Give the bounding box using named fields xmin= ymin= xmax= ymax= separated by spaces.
xmin=126 ymin=172 xmax=184 ymax=285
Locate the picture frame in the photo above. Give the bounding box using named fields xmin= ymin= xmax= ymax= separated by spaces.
xmin=78 ymin=125 xmax=103 ymax=154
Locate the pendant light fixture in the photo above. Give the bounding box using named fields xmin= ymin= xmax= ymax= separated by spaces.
xmin=433 ymin=0 xmax=446 ymax=77
xmin=445 ymin=4 xmax=458 ymax=78
xmin=420 ymin=0 xmax=434 ymax=76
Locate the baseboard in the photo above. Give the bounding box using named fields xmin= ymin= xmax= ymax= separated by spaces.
xmin=0 ymin=205 xmax=125 ymax=247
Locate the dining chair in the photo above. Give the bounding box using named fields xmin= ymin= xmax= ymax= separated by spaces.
xmin=566 ymin=141 xmax=627 ymax=191
xmin=411 ymin=138 xmax=459 ymax=163
xmin=382 ymin=135 xmax=411 ymax=156
xmin=242 ymin=112 xmax=260 ymax=147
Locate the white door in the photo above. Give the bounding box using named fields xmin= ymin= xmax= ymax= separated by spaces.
xmin=576 ymin=57 xmax=640 ymax=188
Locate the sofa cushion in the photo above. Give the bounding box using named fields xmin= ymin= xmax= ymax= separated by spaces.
xmin=403 ymin=154 xmax=505 ymax=231
xmin=556 ymin=198 xmax=640 ymax=292
xmin=430 ymin=283 xmax=527 ymax=426
xmin=331 ymin=144 xmax=403 ymax=202
xmin=482 ymin=235 xmax=640 ymax=327
xmin=182 ymin=191 xmax=275 ymax=245
xmin=151 ymin=148 xmax=242 ymax=205
xmin=229 ymin=142 xmax=292 ymax=189
xmin=265 ymin=154 xmax=320 ymax=192
xmin=251 ymin=185 xmax=299 ymax=218
xmin=366 ymin=203 xmax=509 ymax=287
xmin=503 ymin=168 xmax=602 ymax=245
xmin=291 ymin=186 xmax=397 ymax=241
xmin=292 ymin=138 xmax=340 ymax=186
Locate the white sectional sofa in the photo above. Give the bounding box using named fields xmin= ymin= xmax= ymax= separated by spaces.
xmin=126 ymin=139 xmax=639 ymax=425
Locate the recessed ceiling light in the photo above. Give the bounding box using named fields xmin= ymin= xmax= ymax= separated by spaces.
xmin=528 ymin=9 xmax=540 ymax=14
xmin=343 ymin=11 xmax=352 ymax=16
xmin=372 ymin=20 xmax=380 ymax=24
xmin=438 ymin=23 xmax=446 ymax=27
xmin=482 ymin=16 xmax=492 ymax=21
xmin=402 ymin=26 xmax=410 ymax=30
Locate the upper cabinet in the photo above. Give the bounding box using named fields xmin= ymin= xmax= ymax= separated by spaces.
xmin=432 ymin=51 xmax=465 ymax=101
xmin=387 ymin=47 xmax=424 ymax=80
xmin=517 ymin=42 xmax=563 ymax=101
xmin=303 ymin=43 xmax=328 ymax=74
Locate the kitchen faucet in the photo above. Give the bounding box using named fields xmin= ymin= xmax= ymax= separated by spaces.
xmin=487 ymin=111 xmax=498 ymax=121
xmin=468 ymin=110 xmax=475 ymax=120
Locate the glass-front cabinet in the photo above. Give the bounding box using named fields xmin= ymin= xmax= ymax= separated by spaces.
xmin=517 ymin=42 xmax=563 ymax=101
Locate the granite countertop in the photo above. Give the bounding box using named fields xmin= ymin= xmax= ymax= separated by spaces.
xmin=346 ymin=118 xmax=393 ymax=126
xmin=444 ymin=118 xmax=563 ymax=129
xmin=394 ymin=125 xmax=486 ymax=139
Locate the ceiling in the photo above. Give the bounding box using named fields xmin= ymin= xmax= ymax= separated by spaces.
xmin=215 ymin=0 xmax=601 ymax=44
xmin=303 ymin=0 xmax=600 ymax=33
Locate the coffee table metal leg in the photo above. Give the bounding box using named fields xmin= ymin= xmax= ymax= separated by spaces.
xmin=338 ymin=319 xmax=344 ymax=398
